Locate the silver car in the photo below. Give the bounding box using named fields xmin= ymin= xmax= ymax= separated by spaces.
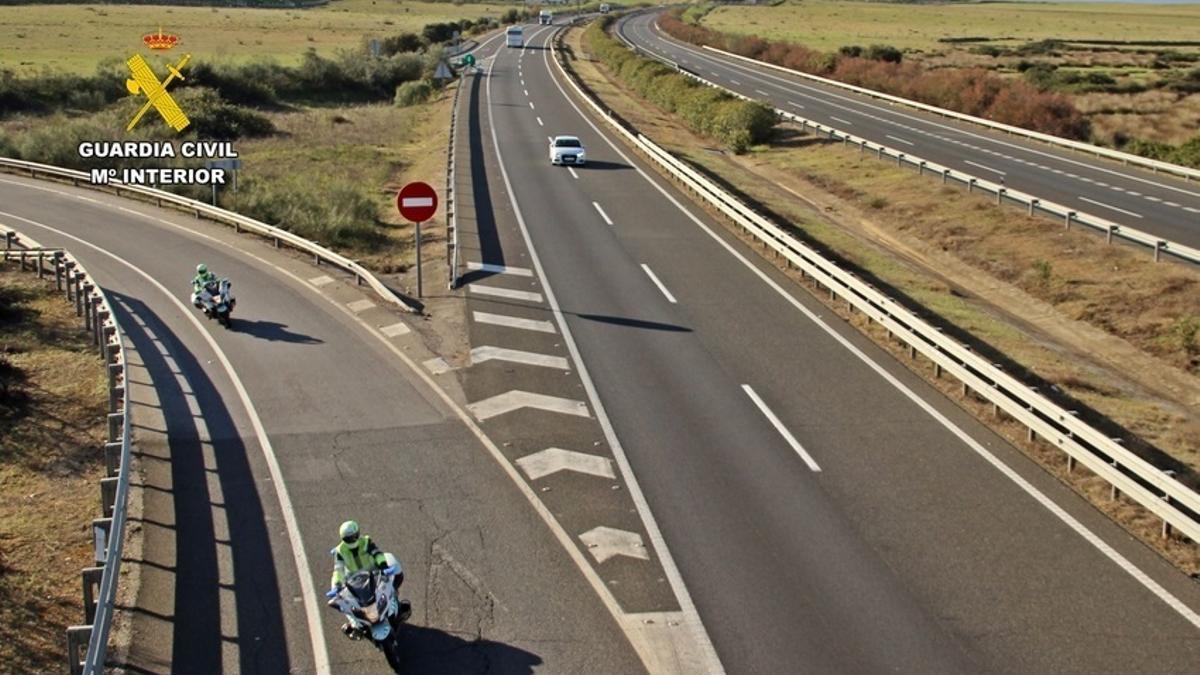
xmin=549 ymin=135 xmax=586 ymax=166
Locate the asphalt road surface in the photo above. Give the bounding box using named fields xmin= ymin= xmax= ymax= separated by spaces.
xmin=453 ymin=19 xmax=1200 ymax=673
xmin=617 ymin=11 xmax=1200 ymax=253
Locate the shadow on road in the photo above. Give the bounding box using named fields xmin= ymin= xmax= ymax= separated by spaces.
xmin=575 ymin=160 xmax=630 ymax=171
xmin=460 ymin=70 xmax=507 ymax=287
xmin=231 ymin=318 xmax=323 ymax=344
xmin=577 ymin=312 xmax=691 ymax=332
xmin=395 ymin=624 xmax=543 ymax=674
xmin=110 ymin=292 xmax=291 ymax=674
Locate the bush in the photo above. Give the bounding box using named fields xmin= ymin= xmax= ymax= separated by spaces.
xmin=395 ymin=79 xmax=435 ymax=107
xmin=864 ymin=45 xmax=902 ymax=64
xmin=237 ymin=177 xmax=382 ymax=250
xmin=380 ymin=32 xmax=423 ymax=56
xmin=177 ymin=88 xmax=275 ymax=140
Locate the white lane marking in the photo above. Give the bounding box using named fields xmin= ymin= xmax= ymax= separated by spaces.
xmin=964 ymin=160 xmax=1006 ymax=176
xmin=0 ymin=210 xmax=333 ymax=672
xmin=593 ymin=201 xmax=614 ymax=225
xmin=529 ymin=101 xmax=535 ymax=109
xmin=755 ymin=89 xmax=770 ymax=96
xmin=568 ymin=167 xmax=580 ymax=180
xmin=308 ymin=274 xmax=334 ymax=286
xmin=579 ymin=526 xmax=650 ymax=563
xmin=469 ymin=284 xmax=544 ymax=303
xmin=517 ymin=447 xmax=616 ymax=480
xmin=473 ymin=311 xmax=556 ymax=333
xmin=742 ymin=384 xmax=821 ymax=472
xmin=788 ymin=101 xmax=805 ymax=109
xmin=422 ymin=356 xmax=452 ymax=375
xmin=471 ymin=345 xmax=569 ymax=370
xmin=1145 ymin=196 xmax=1162 ymax=202
xmin=347 ymin=298 xmax=375 ymax=313
xmin=400 ymin=196 xmax=433 ymax=208
xmin=549 ymin=33 xmax=1200 ymax=633
xmin=729 ymin=79 xmax=741 ymax=85
xmin=1164 ymin=201 xmax=1181 ymax=207
xmin=641 ymin=264 xmax=677 ymax=304
xmin=467 ymin=261 xmax=534 ymax=277
xmin=1079 ymin=196 xmax=1143 ymax=219
xmin=537 ymin=116 xmax=544 ymax=126
xmin=521 ymin=80 xmax=526 ymax=86
xmin=467 ymin=390 xmax=589 ymax=420
xmin=524 ymin=89 xmax=529 ymax=96
xmin=885 ymin=134 xmax=914 ymax=147
xmin=830 ymin=115 xmax=853 ymax=126
xmin=380 ymin=322 xmax=410 ymax=337
xmin=1186 ymin=207 xmax=1200 ymax=214
xmin=504 ymin=49 xmax=724 ymax=673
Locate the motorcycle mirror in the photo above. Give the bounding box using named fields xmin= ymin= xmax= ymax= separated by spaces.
xmin=324 ymin=589 xmax=338 ymax=598
xmin=383 ymin=566 xmax=397 ymax=576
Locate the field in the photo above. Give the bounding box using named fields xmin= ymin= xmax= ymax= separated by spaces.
xmin=701 ymin=0 xmax=1200 ymax=53
xmin=0 ymin=0 xmax=517 ymax=74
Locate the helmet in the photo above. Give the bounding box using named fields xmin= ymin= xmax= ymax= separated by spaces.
xmin=339 ymin=520 xmax=360 ymax=545
xmin=196 ymin=264 xmax=208 ymax=276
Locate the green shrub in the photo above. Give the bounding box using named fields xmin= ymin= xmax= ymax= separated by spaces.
xmin=237 ymin=177 xmax=382 ymax=250
xmin=394 ymin=79 xmax=435 ymax=107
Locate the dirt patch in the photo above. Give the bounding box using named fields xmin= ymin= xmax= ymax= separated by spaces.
xmin=566 ymin=24 xmax=1200 ymax=573
xmin=0 ymin=262 xmax=106 ymax=672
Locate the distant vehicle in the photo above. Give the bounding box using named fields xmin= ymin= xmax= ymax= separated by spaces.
xmin=539 ymin=9 xmax=553 ymax=25
xmin=549 ymin=135 xmax=586 ymax=166
xmin=600 ymin=3 xmax=611 ymax=13
xmin=506 ymin=25 xmax=524 ymax=48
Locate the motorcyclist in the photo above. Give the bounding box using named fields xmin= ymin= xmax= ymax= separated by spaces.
xmin=191 ymin=263 xmax=218 ymax=308
xmin=330 ymin=520 xmax=404 ymax=595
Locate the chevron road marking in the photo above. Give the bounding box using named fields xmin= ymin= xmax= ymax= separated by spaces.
xmin=347 ymin=299 xmax=375 ymax=313
xmin=466 ymin=261 xmax=534 ymax=277
xmin=380 ymin=322 xmax=410 ymax=337
xmin=580 ymin=526 xmax=650 ymax=563
xmin=308 ymin=274 xmax=334 ymax=286
xmin=467 ymin=390 xmax=589 ymax=421
xmin=470 ymin=284 xmax=544 ymax=303
xmin=471 ymin=345 xmax=568 ymax=370
xmin=473 ymin=311 xmax=556 ymax=333
xmin=516 ymin=447 xmax=616 ymax=481
xmin=423 ymin=356 xmax=452 ymax=375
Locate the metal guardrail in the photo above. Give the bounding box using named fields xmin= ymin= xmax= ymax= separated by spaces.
xmin=553 ymin=28 xmax=1200 ymax=544
xmin=0 ymin=158 xmax=416 ymax=312
xmin=2 ymin=227 xmax=132 ymax=675
xmin=700 ymin=44 xmax=1200 ymax=184
xmin=447 ymin=68 xmax=468 ymax=289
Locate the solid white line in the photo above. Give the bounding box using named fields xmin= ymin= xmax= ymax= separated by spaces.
xmin=503 ymin=48 xmax=724 ymax=673
xmin=1079 ymin=196 xmax=1143 ymax=219
xmin=473 ymin=311 xmax=556 ymax=333
xmin=0 ymin=209 xmax=333 ymax=672
xmin=885 ymin=134 xmax=914 ymax=147
xmin=964 ymin=160 xmax=1006 ymax=176
xmin=537 ymin=116 xmax=544 ymax=126
xmin=741 ymin=385 xmax=821 ymax=472
xmin=640 ymin=264 xmax=677 ymax=304
xmin=548 ymin=32 xmax=1200 ymax=634
xmin=568 ymin=167 xmax=580 ymax=180
xmin=592 ymin=201 xmax=614 ymax=225
xmin=830 ymin=115 xmax=853 ymax=126
xmin=470 ymin=284 xmax=544 ymax=303
xmin=466 ymin=261 xmax=534 ymax=277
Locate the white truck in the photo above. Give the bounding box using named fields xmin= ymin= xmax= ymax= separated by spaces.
xmin=600 ymin=3 xmax=611 ymax=13
xmin=538 ymin=10 xmax=553 ymax=25
xmin=506 ymin=25 xmax=524 ymax=48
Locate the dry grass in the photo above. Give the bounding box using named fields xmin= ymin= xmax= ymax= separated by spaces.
xmin=0 ymin=263 xmax=107 ymax=672
xmin=568 ymin=23 xmax=1200 ymax=573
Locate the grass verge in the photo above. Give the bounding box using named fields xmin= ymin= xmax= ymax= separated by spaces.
xmin=0 ymin=263 xmax=107 ymax=672
xmin=567 ymin=21 xmax=1200 ymax=573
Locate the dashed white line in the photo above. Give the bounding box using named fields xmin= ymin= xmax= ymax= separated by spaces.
xmin=524 ymin=89 xmax=529 ymax=96
xmin=741 ymin=385 xmax=821 ymax=472
xmin=593 ymin=201 xmax=614 ymax=225
xmin=755 ymin=89 xmax=770 ymax=96
xmin=729 ymin=79 xmax=741 ymax=85
xmin=641 ymin=264 xmax=677 ymax=304
xmin=1145 ymin=196 xmax=1162 ymax=202
xmin=536 ymin=116 xmax=544 ymax=126
xmin=529 ymin=101 xmax=535 ymax=110
xmin=1079 ymin=196 xmax=1143 ymax=219
xmin=964 ymin=160 xmax=1006 ymax=176
xmin=1164 ymin=201 xmax=1181 ymax=208
xmin=568 ymin=167 xmax=580 ymax=180
xmin=885 ymin=134 xmax=914 ymax=147
xmin=830 ymin=115 xmax=853 ymax=126
xmin=788 ymin=101 xmax=805 ymax=109
xmin=473 ymin=311 xmax=556 ymax=334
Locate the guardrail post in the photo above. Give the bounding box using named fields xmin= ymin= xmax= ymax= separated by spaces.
xmin=92 ymin=517 xmax=112 ymax=565
xmin=3 ymin=231 xmax=13 ymax=250
xmin=54 ymin=252 xmax=64 ymax=291
xmin=877 ymin=146 xmax=884 ymax=160
xmin=273 ymin=236 xmax=280 ymax=249
xmin=66 ymin=625 xmax=91 ymax=675
xmin=1064 ymin=211 xmax=1075 ymax=229
xmin=1110 ymin=460 xmax=1120 ymax=500
xmin=1028 ymin=199 xmax=1038 ymax=216
xmin=74 ymin=273 xmax=84 ymax=317
xmin=967 ymin=178 xmax=976 ymax=194
xmin=896 ymin=153 xmax=904 ymax=167
xmin=1067 ymin=455 xmax=1076 ymax=473
xmin=63 ymin=261 xmax=76 ymax=300
xmin=1154 ymin=241 xmax=1164 ymax=262
xmin=100 ymin=477 xmax=117 ymax=518
xmin=104 ymin=442 xmax=122 ymax=477
xmin=19 ymin=249 xmax=28 ymax=271
xmin=859 ymin=140 xmax=866 ymax=154
xmin=942 ymin=169 xmax=950 ymax=184
xmin=996 ymin=188 xmax=1005 ymax=205
xmin=37 ymin=251 xmax=45 ymax=279
xmin=81 ymin=566 xmax=103 ymax=623
xmin=101 ymin=325 xmax=116 ymax=360
xmin=1106 ymin=226 xmax=1115 ymax=244
xmin=918 ymin=161 xmax=925 ymax=176
xmin=107 ymin=413 xmax=123 ymax=444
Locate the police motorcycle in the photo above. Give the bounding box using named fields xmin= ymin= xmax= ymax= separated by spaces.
xmin=325 ymin=553 xmax=411 ymax=672
xmin=192 ymin=278 xmax=235 ymax=328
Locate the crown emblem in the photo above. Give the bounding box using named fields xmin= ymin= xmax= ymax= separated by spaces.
xmin=143 ymin=27 xmax=179 ymax=51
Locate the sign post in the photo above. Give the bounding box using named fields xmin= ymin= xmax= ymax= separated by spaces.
xmin=396 ymin=181 xmax=438 ymax=298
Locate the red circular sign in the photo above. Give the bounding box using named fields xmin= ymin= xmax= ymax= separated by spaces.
xmin=396 ymin=181 xmax=438 ymax=223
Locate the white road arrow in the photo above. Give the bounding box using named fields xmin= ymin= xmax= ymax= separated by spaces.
xmin=579 ymin=526 xmax=650 ymax=563
xmin=516 ymin=447 xmax=615 ymax=481
xmin=466 ymin=390 xmax=589 ymax=421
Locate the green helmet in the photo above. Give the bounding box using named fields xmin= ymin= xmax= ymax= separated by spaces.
xmin=196 ymin=264 xmax=208 ymax=276
xmin=339 ymin=520 xmax=360 ymax=544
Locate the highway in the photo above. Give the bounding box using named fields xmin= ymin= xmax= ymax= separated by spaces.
xmin=616 ymin=11 xmax=1200 ymax=252
xmin=0 ymin=174 xmax=647 ymax=673
xmin=451 ymin=19 xmax=1200 ymax=673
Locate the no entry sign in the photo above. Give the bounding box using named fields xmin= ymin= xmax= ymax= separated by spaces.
xmin=396 ymin=182 xmax=438 ymax=223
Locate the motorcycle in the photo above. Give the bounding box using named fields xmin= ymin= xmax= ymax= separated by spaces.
xmin=325 ymin=553 xmax=411 ymax=673
xmin=192 ymin=278 xmax=235 ymax=328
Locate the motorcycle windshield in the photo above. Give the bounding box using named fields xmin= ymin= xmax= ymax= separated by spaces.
xmin=346 ymin=571 xmax=376 ymax=606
